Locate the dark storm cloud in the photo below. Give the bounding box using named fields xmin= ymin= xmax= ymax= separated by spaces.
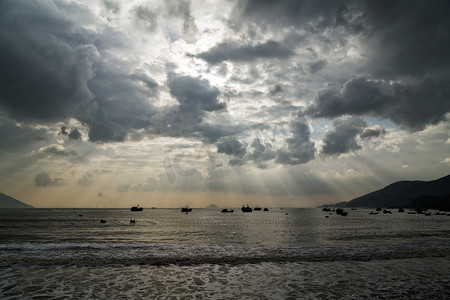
xmin=197 ymin=40 xmax=293 ymax=65
xmin=304 ymin=77 xmax=450 ymax=132
xmin=34 ymin=171 xmax=64 ymax=187
xmin=233 ymin=0 xmax=450 ymax=132
xmin=360 ymin=126 xmax=386 ymax=140
xmin=59 ymin=126 xmax=81 ymax=141
xmin=68 ymin=129 xmax=82 ymax=141
xmin=361 ymin=1 xmax=450 ymax=79
xmin=0 ymin=0 xmax=97 ymax=123
xmin=276 ymin=117 xmax=316 ymax=165
xmin=85 ymin=69 xmax=158 ymax=142
xmin=168 ymin=74 xmax=225 ymax=113
xmin=0 ymin=0 xmax=160 ymax=144
xmin=234 ymin=0 xmax=450 ymax=79
xmin=321 ymin=116 xmax=367 ymax=156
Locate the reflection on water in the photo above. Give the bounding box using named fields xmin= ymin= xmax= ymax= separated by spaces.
xmin=1 ymin=208 xmax=450 ymax=299
xmin=1 ymin=208 xmax=450 ymax=247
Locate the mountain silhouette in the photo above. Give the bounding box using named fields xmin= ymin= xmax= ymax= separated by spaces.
xmin=343 ymin=174 xmax=450 ymax=208
xmin=0 ymin=193 xmax=33 ymax=208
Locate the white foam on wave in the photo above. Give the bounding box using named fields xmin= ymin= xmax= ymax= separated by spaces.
xmin=1 ymin=257 xmax=449 ymax=299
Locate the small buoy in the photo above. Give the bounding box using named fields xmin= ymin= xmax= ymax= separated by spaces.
xmin=130 ymin=219 xmax=136 ymax=223
xmin=100 ymin=219 xmax=106 ymax=223
xmin=285 ymin=213 xmax=288 ymax=215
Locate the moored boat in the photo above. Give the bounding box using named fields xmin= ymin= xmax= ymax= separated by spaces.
xmin=131 ymin=205 xmax=143 ymax=211
xmin=181 ymin=205 xmax=192 ymax=212
xmin=221 ymin=208 xmax=234 ymax=213
xmin=241 ymin=205 xmax=252 ymax=212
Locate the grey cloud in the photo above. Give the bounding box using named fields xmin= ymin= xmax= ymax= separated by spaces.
xmin=197 ymin=40 xmax=293 ymax=65
xmin=234 ymin=0 xmax=450 ymax=92
xmin=34 ymin=171 xmax=64 ymax=187
xmin=0 ymin=0 xmax=98 ymax=123
xmin=38 ymin=145 xmax=77 ymax=157
xmin=161 ymin=73 xmax=236 ymax=142
xmin=193 ymin=120 xmax=249 ymax=143
xmin=276 ymin=117 xmax=316 ymax=165
xmin=249 ymin=138 xmax=276 ymax=168
xmin=133 ymin=5 xmax=158 ymax=32
xmin=217 ymin=137 xmax=247 ymax=159
xmin=0 ymin=1 xmax=160 ymax=144
xmin=0 ymin=116 xmax=50 ymax=153
xmin=360 ymin=126 xmax=386 ymax=140
xmin=307 ymin=59 xmax=327 ymax=74
xmin=85 ymin=69 xmax=158 ymax=142
xmin=59 ymin=126 xmax=69 ymax=136
xmin=232 ymin=0 xmax=355 ymax=30
xmin=59 ymin=126 xmax=82 ymax=141
xmin=321 ymin=116 xmax=367 ymax=156
xmin=68 ymin=129 xmax=82 ymax=141
xmin=270 ymin=84 xmax=283 ymax=95
xmin=103 ymin=0 xmax=120 ymax=13
xmin=228 ymin=158 xmax=246 ymax=167
xmin=305 ymin=77 xmax=450 ymax=132
xmin=164 ymin=0 xmax=198 ymax=35
xmin=361 ymin=1 xmax=450 ymax=79
xmin=168 ymin=73 xmax=225 ymax=113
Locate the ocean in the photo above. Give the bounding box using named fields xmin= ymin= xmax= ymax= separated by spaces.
xmin=1 ymin=208 xmax=449 ymax=299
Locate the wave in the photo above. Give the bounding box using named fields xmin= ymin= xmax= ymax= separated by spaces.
xmin=1 ymin=240 xmax=450 ymax=267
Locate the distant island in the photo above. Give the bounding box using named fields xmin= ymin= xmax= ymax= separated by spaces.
xmin=206 ymin=204 xmax=219 ymax=209
xmin=0 ymin=193 xmax=34 ymax=208
xmin=322 ymin=174 xmax=450 ymax=210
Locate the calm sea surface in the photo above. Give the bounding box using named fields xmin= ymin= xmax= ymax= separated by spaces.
xmin=1 ymin=208 xmax=450 ymax=299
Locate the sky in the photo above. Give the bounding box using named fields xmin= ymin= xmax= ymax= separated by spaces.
xmin=0 ymin=0 xmax=449 ymax=208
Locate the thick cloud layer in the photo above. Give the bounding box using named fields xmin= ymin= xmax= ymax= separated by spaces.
xmin=321 ymin=116 xmax=367 ymax=156
xmin=0 ymin=0 xmax=159 ymax=143
xmin=276 ymin=117 xmax=316 ymax=165
xmin=304 ymin=77 xmax=450 ymax=132
xmin=1 ymin=0 xmax=449 ymax=204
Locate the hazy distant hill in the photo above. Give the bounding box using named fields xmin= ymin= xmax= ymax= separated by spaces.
xmin=0 ymin=193 xmax=33 ymax=208
xmin=206 ymin=204 xmax=219 ymax=209
xmin=343 ymin=174 xmax=450 ymax=208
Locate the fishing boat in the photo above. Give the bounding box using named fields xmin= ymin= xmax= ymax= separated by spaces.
xmin=241 ymin=205 xmax=252 ymax=212
xmin=181 ymin=205 xmax=192 ymax=212
xmin=253 ymin=206 xmax=262 ymax=211
xmin=221 ymin=208 xmax=234 ymax=213
xmin=131 ymin=204 xmax=143 ymax=211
